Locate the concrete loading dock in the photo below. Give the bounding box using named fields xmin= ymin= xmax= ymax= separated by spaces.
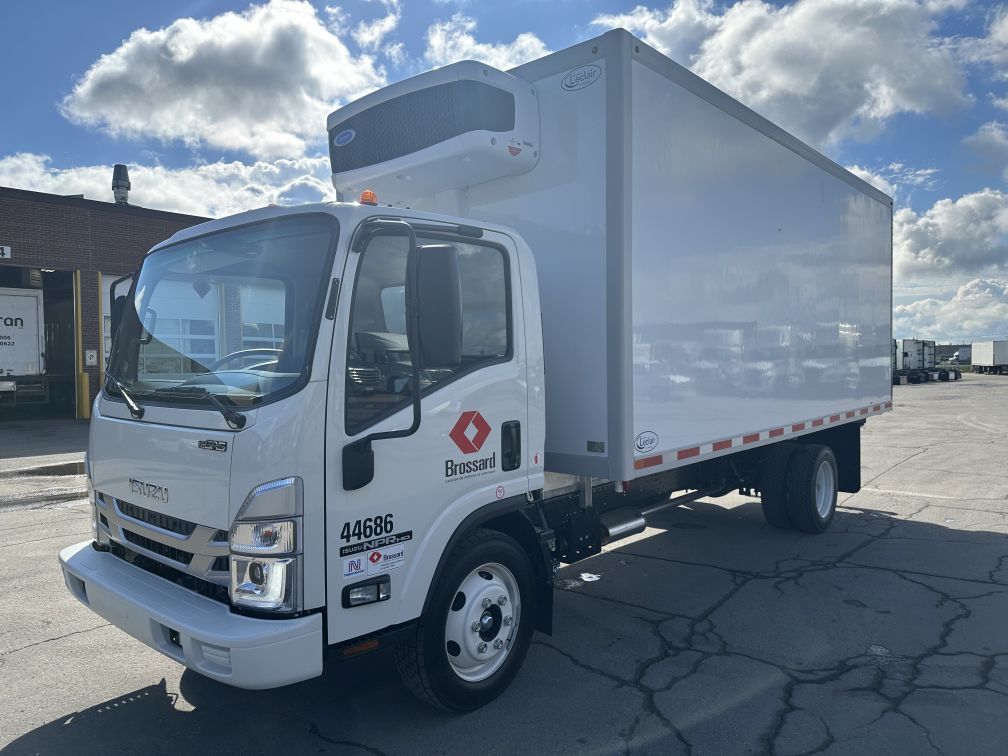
xmin=3 ymin=373 xmax=1008 ymax=753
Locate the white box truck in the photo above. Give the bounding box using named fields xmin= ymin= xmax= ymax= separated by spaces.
xmin=896 ymin=338 xmax=937 ymax=382
xmin=60 ymin=30 xmax=892 ymax=711
xmin=0 ymin=286 xmax=49 ymax=406
xmin=972 ymin=340 xmax=1008 ymax=374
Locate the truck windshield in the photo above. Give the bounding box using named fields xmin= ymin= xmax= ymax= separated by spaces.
xmin=106 ymin=215 xmax=337 ymax=408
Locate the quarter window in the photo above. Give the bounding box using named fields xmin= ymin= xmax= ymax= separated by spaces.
xmin=346 ymin=232 xmax=510 ymax=435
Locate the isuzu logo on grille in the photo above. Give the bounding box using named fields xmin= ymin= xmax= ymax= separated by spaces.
xmin=130 ymin=478 xmax=169 ymax=503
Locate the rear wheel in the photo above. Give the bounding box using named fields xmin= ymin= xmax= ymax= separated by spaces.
xmin=785 ymin=445 xmax=838 ymax=533
xmin=760 ymin=443 xmax=796 ymax=529
xmin=394 ymin=528 xmax=536 ymax=711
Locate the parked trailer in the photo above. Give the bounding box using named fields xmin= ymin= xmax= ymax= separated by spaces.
xmin=60 ymin=30 xmax=893 ymax=711
xmin=895 ymin=338 xmax=938 ymax=383
xmin=0 ymin=286 xmax=49 ymax=406
xmin=972 ymin=341 xmax=1008 ymax=374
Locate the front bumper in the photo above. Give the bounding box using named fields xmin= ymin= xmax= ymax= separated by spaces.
xmin=59 ymin=541 xmax=323 ymax=689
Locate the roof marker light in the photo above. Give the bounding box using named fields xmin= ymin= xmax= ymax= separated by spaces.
xmin=359 ymin=189 xmax=378 ymax=205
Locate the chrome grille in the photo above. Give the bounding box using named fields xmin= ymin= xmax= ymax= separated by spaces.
xmin=122 ymin=529 xmax=193 ymax=565
xmin=115 ymin=497 xmax=197 ymax=536
xmin=95 ymin=491 xmax=230 ymax=586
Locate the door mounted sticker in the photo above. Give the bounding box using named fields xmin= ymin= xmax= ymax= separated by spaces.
xmin=449 ymin=410 xmax=491 ymax=454
xmin=446 ymin=410 xmax=496 ymax=482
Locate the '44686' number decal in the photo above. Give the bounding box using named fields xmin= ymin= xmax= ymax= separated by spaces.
xmin=341 ymin=514 xmax=394 ymax=543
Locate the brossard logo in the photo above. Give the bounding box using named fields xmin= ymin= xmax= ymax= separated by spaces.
xmin=445 ymin=411 xmax=496 ymax=480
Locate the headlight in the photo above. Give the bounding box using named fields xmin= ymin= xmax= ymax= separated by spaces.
xmin=230 ymin=520 xmax=296 ymax=555
xmin=229 ymin=478 xmax=303 ymax=614
xmin=230 ymin=556 xmax=299 ymax=612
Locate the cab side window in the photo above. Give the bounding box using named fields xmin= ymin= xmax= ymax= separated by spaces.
xmin=346 ymin=233 xmax=511 ymax=435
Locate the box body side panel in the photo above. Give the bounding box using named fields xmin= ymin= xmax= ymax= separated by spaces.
xmin=0 ymin=287 xmax=45 ymax=376
xmin=627 ymin=59 xmax=892 ymax=473
xmin=465 ymin=47 xmax=613 ymax=476
xmin=973 ymin=341 xmax=1008 ymax=366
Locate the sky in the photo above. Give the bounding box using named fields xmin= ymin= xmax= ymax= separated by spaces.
xmin=1 ymin=0 xmax=1007 ymax=341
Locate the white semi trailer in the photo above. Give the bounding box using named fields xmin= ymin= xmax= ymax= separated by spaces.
xmin=60 ymin=30 xmax=892 ymax=710
xmin=972 ymin=341 xmax=1008 ymax=374
xmin=0 ymin=286 xmax=49 ymax=406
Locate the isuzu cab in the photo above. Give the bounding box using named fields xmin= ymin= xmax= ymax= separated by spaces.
xmin=60 ymin=30 xmax=893 ymax=711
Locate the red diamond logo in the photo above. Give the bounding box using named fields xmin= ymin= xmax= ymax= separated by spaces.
xmin=369 ymin=551 xmax=383 ymax=564
xmin=449 ymin=411 xmax=492 ymax=454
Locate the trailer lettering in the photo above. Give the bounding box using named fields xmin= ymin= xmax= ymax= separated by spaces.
xmin=1 ymin=316 xmax=24 ymax=328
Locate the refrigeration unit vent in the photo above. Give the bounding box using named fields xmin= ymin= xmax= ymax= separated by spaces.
xmin=328 ymin=61 xmax=539 ymax=201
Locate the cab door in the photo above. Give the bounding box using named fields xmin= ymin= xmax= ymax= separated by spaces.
xmin=324 ymin=220 xmax=529 ymax=643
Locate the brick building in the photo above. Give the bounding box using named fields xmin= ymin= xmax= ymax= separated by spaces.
xmin=0 ymin=184 xmax=206 ymax=418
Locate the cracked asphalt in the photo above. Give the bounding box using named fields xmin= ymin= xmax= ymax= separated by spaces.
xmin=2 ymin=375 xmax=1008 ymax=755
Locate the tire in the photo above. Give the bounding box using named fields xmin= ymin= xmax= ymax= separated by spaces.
xmin=394 ymin=528 xmax=537 ymax=711
xmin=760 ymin=442 xmax=796 ymax=529
xmin=938 ymin=369 xmax=949 ymax=382
xmin=785 ymin=445 xmax=838 ymax=533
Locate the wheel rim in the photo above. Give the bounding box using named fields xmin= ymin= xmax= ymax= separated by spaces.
xmin=815 ymin=458 xmax=836 ymax=518
xmin=444 ymin=562 xmax=521 ymax=683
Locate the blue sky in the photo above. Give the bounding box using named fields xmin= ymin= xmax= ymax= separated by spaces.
xmin=1 ymin=0 xmax=1007 ymax=340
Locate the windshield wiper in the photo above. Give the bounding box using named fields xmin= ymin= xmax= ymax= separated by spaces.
xmin=151 ymin=386 xmax=247 ymax=430
xmin=105 ymin=374 xmax=145 ymax=420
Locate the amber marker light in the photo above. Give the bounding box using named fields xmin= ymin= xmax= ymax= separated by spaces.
xmin=359 ymin=189 xmax=378 ymax=205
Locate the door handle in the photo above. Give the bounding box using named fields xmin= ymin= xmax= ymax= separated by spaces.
xmin=501 ymin=421 xmax=521 ymax=472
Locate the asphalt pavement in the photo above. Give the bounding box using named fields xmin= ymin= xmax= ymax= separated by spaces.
xmin=2 ymin=376 xmax=1007 ymax=755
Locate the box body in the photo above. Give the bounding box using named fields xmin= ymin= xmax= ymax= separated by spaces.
xmin=0 ymin=286 xmax=45 ymax=378
xmin=897 ymin=339 xmax=936 ymax=371
xmin=352 ymin=30 xmax=893 ymax=481
xmin=972 ymin=341 xmax=1008 ymax=367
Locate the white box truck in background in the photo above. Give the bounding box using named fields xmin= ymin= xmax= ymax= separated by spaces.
xmin=60 ymin=30 xmax=893 ymax=711
xmin=895 ymin=338 xmax=940 ymax=383
xmin=0 ymin=286 xmax=49 ymax=406
xmin=972 ymin=341 xmax=1008 ymax=374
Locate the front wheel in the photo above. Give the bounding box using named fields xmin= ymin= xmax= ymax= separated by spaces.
xmin=394 ymin=528 xmax=536 ymax=711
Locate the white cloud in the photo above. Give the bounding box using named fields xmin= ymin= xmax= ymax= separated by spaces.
xmin=961 ymin=5 xmax=1008 ymax=78
xmin=60 ymin=0 xmax=385 ymax=160
xmin=845 ymin=161 xmax=940 ymax=204
xmin=353 ymin=0 xmax=401 ymax=51
xmin=595 ymin=0 xmax=718 ymax=65
xmin=846 ymin=165 xmax=897 ymax=197
xmin=596 ymin=0 xmax=969 ymax=147
xmin=993 ymin=94 xmax=1008 ymax=111
xmin=424 ymin=14 xmax=549 ymax=70
xmin=0 ymin=152 xmax=336 ymax=218
xmin=895 ymin=279 xmax=1008 ymax=340
xmin=894 ymin=188 xmax=1008 ymax=281
xmin=964 ymin=121 xmax=1008 ymax=181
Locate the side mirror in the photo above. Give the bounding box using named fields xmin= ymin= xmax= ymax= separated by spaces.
xmin=139 ymin=308 xmax=158 ymax=345
xmin=110 ymin=295 xmax=126 ymax=346
xmin=411 ymin=244 xmax=462 ymax=369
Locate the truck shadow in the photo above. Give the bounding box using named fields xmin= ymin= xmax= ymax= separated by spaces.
xmin=5 ymin=499 xmax=1008 ymax=755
